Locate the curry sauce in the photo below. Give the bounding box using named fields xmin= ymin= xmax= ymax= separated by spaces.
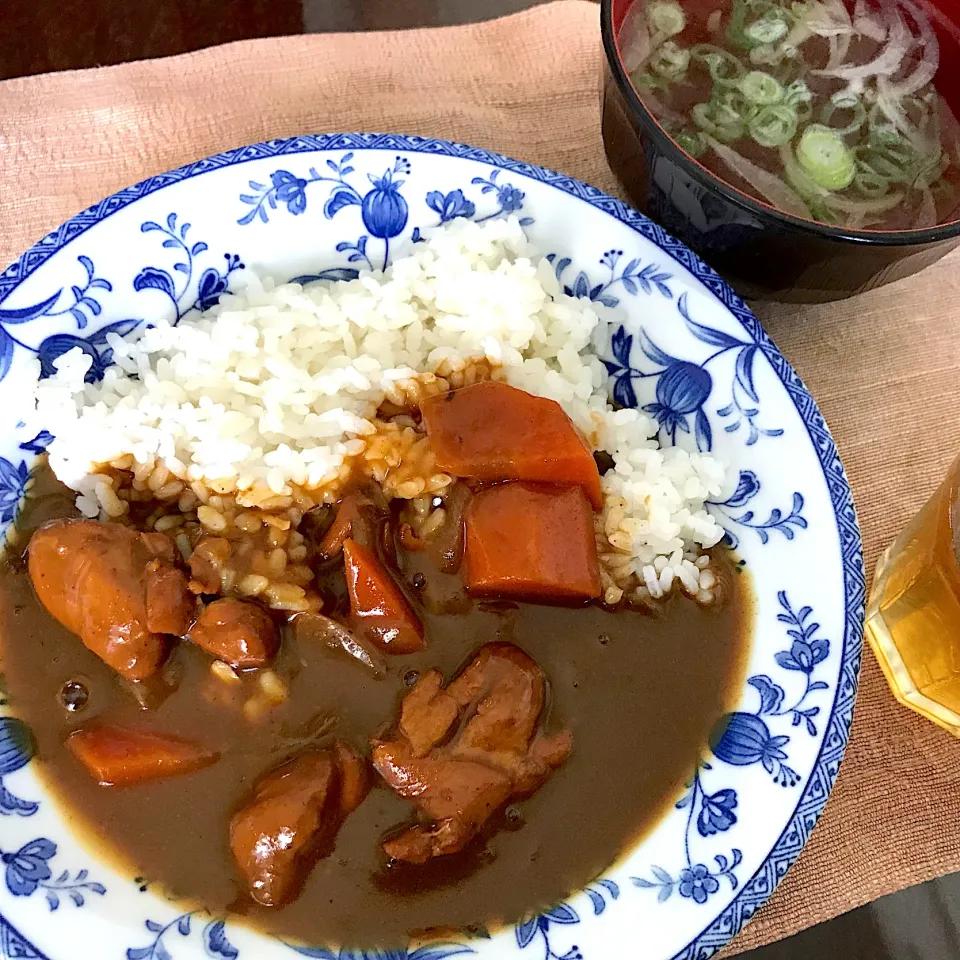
xmin=0 ymin=469 xmax=751 ymax=948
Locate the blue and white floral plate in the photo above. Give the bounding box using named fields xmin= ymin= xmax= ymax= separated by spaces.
xmin=0 ymin=134 xmax=864 ymax=960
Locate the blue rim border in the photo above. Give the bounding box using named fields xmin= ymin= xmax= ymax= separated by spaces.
xmin=0 ymin=132 xmax=865 ymax=960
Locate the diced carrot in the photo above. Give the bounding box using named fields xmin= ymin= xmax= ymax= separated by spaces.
xmin=420 ymin=381 xmax=603 ymax=509
xmin=66 ymin=724 xmax=219 ymax=787
xmin=464 ymin=482 xmax=601 ymax=601
xmin=342 ymin=539 xmax=425 ymax=654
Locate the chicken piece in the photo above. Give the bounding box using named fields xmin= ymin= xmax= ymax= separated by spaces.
xmin=28 ymin=519 xmax=193 ymax=681
xmin=398 ymin=669 xmax=458 ymax=758
xmin=229 ymin=743 xmax=370 ymax=907
xmin=372 ymin=643 xmax=571 ymax=864
xmin=190 ymin=598 xmax=279 ymax=669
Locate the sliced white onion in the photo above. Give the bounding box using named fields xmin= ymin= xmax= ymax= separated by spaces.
xmin=704 ymin=136 xmax=812 ymax=219
xmin=619 ymin=2 xmax=653 ymax=74
xmin=814 ymin=2 xmax=909 ymax=87
xmin=827 ymin=32 xmax=852 ymax=71
xmin=854 ymin=0 xmax=888 ymax=42
xmin=886 ymin=0 xmax=939 ymax=98
xmin=825 ymin=190 xmax=906 ymax=215
xmin=914 ymin=185 xmax=937 ymax=227
xmin=876 ymin=81 xmax=937 ymax=152
xmin=293 ymin=613 xmax=386 ymax=678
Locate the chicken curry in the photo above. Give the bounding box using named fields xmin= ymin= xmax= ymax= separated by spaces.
xmin=0 ymin=381 xmax=751 ymax=948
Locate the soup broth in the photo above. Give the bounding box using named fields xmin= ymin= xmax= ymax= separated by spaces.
xmin=618 ymin=0 xmax=960 ymax=230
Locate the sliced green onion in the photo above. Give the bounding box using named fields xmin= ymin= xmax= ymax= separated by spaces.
xmin=783 ymin=80 xmax=812 ymax=107
xmin=674 ymin=130 xmax=706 ymax=157
xmin=692 ymin=101 xmax=746 ymax=143
xmin=821 ymin=95 xmax=866 ymax=136
xmin=852 ymin=163 xmax=890 ymax=199
xmin=745 ymin=12 xmax=790 ymax=44
xmin=749 ymin=43 xmax=786 ymax=67
xmin=691 ymin=45 xmax=746 ymax=84
xmin=750 ymin=104 xmax=798 ymax=147
xmin=646 ymin=1 xmax=686 ymax=37
xmin=796 ymin=124 xmax=856 ymax=190
xmin=651 ymin=41 xmax=691 ymax=80
xmin=739 ymin=71 xmax=784 ymax=105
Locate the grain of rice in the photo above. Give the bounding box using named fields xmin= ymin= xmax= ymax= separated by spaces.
xmin=190 ymin=481 xmax=210 ymax=504
xmin=235 ymin=512 xmax=261 ymax=534
xmin=236 ymin=574 xmax=269 ymax=597
xmin=643 ymin=565 xmax=662 ymax=599
xmin=210 ymin=660 xmax=241 ymax=685
xmin=175 ymin=533 xmax=193 ymax=561
xmin=154 ymin=514 xmax=184 ymax=532
xmin=266 ymin=548 xmax=287 ymax=577
xmin=197 ymin=505 xmax=227 ymax=532
xmin=287 ymin=565 xmax=315 ymax=586
xmin=258 ymin=670 xmax=288 ymax=704
xmin=155 ymin=481 xmax=184 ymax=500
xmin=263 ymin=583 xmax=305 ymax=606
xmin=605 ymin=585 xmax=624 ymax=605
xmin=262 ymin=514 xmax=291 ymax=531
xmin=147 ymin=466 xmax=170 ymax=492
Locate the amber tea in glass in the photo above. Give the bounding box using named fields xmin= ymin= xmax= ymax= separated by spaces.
xmin=867 ymin=454 xmax=960 ymax=735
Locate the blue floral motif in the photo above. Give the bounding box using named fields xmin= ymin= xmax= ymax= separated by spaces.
xmin=515 ymin=881 xmax=618 ymax=960
xmin=632 ymin=764 xmax=742 ymax=904
xmin=0 ymin=716 xmax=38 ymax=816
xmin=239 ymin=155 xmax=532 ymax=274
xmin=708 ymin=469 xmax=808 ymax=549
xmin=0 ymin=460 xmax=30 ymax=526
xmin=603 ymin=293 xmax=783 ymax=451
xmin=127 ymin=913 xmax=238 ymax=960
xmin=288 ymin=942 xmax=474 ymax=960
xmin=239 ymin=154 xmax=413 ymax=271
xmin=1 ymin=838 xmax=105 ymax=910
xmin=18 ymin=429 xmax=53 ymax=454
xmin=711 ymin=714 xmax=798 ymax=787
xmin=426 ymin=188 xmax=476 ymax=223
xmin=468 ymin=170 xmax=533 ymax=225
xmin=698 ymin=788 xmax=738 ymax=837
xmin=0 ymin=255 xmax=114 ymax=381
xmin=36 ymin=317 xmax=142 ymax=384
xmin=634 ymin=590 xmax=833 ymax=904
xmin=133 ymin=213 xmax=243 ymax=324
xmin=547 ymin=249 xmax=672 ymax=309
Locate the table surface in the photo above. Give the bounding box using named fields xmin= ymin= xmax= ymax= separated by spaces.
xmin=1 ymin=2 xmax=958 ymax=959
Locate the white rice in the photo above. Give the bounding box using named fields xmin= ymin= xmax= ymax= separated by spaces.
xmin=25 ymin=216 xmax=728 ymax=594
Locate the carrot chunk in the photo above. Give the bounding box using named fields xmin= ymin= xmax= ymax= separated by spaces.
xmin=420 ymin=381 xmax=603 ymax=509
xmin=464 ymin=483 xmax=601 ymax=601
xmin=66 ymin=724 xmax=219 ymax=787
xmin=342 ymin=539 xmax=425 ymax=654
